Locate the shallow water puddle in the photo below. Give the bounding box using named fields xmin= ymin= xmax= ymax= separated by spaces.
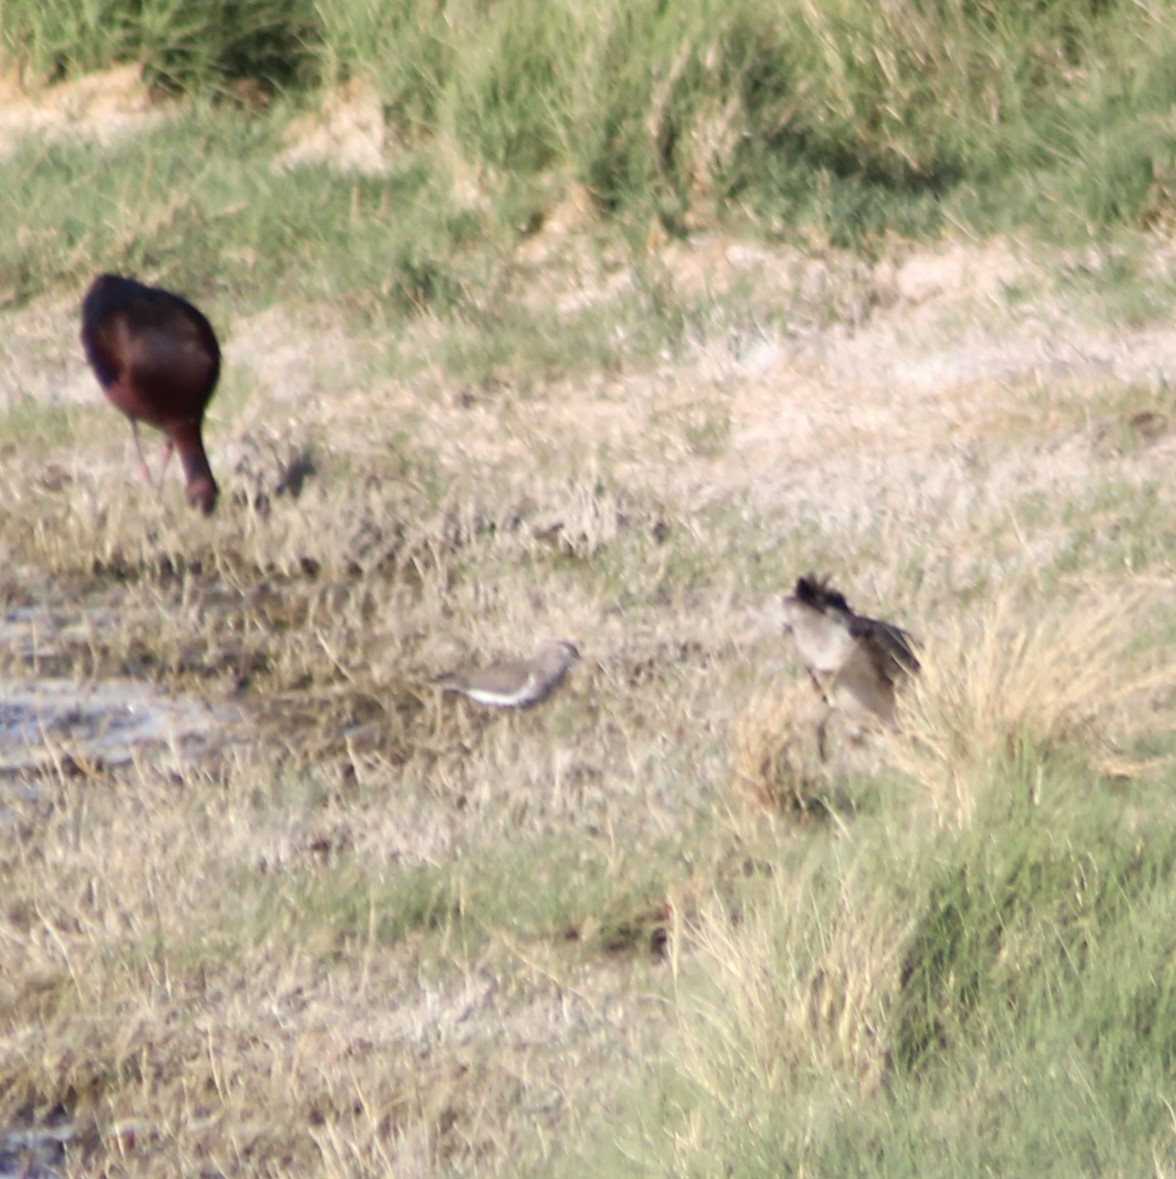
xmin=0 ymin=580 xmax=229 ymax=774
xmin=0 ymin=677 xmax=221 ymax=772
xmin=0 ymin=1120 xmax=77 ymax=1178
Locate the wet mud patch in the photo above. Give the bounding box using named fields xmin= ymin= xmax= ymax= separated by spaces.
xmin=0 ymin=576 xmax=228 ymax=782
xmin=0 ymin=676 xmax=225 ymax=775
xmin=0 ymin=553 xmax=435 ymax=792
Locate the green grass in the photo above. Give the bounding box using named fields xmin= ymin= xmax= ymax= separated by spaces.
xmin=608 ymin=749 xmax=1176 ymax=1178
xmin=4 ymin=0 xmax=1176 ymax=258
xmin=253 ymin=831 xmax=688 ymax=961
xmin=0 ymin=114 xmax=497 ymax=313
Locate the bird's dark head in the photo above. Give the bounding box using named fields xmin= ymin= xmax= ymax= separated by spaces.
xmin=186 ymin=474 xmax=219 ymax=516
xmin=794 ymin=574 xmax=851 ymax=614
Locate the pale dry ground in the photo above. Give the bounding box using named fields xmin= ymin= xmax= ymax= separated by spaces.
xmin=1 ymin=163 xmax=1175 ymax=1174
xmin=0 ymin=64 xmax=173 ymax=166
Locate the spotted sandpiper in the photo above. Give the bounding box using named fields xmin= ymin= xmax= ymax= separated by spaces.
xmin=433 ymin=640 xmax=581 ymax=709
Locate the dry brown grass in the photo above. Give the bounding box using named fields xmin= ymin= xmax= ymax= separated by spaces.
xmin=729 ymin=685 xmax=826 ymax=816
xmin=1 ymin=221 xmax=1175 ymax=1173
xmin=0 ymin=737 xmax=674 ymax=1175
xmin=888 ymin=581 xmax=1176 ymax=829
xmin=668 ymin=851 xmax=911 ymax=1144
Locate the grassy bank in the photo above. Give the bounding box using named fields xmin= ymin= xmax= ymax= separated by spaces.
xmin=0 ymin=223 xmax=1173 ymax=1171
xmin=622 ymin=594 xmax=1176 ymax=1177
xmin=3 ymin=0 xmax=1176 ymax=269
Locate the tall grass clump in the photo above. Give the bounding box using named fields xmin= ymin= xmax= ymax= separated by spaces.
xmin=0 ymin=0 xmax=323 ymax=95
xmin=891 ymin=585 xmax=1174 ymax=828
xmin=447 ymin=0 xmax=588 ymax=175
xmin=645 ymin=748 xmax=1176 ymax=1176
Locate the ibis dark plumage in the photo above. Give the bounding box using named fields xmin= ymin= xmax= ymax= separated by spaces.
xmin=81 ymin=273 xmax=221 ymax=514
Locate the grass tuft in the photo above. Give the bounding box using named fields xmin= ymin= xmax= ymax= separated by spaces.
xmin=729 ymin=686 xmax=826 ymax=818
xmin=889 ymin=584 xmax=1176 ymax=828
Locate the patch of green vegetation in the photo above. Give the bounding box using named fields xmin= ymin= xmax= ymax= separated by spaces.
xmin=613 ymin=749 xmax=1176 ymax=1178
xmin=247 ymin=831 xmax=681 ymax=964
xmin=267 ymin=861 xmax=464 ymax=952
xmin=461 ymin=833 xmax=678 ymax=955
xmin=0 ymin=112 xmax=495 ymax=313
xmin=0 ymin=0 xmax=323 ymax=96
xmin=6 ymin=0 xmax=1176 ymax=255
xmin=896 ymin=762 xmax=1159 ymax=1070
